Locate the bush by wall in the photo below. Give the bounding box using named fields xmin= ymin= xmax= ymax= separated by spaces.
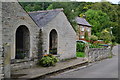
xmin=76 ymin=42 xmax=85 ymax=52
xmin=90 ymin=35 xmax=98 ymax=43
xmin=38 ymin=54 xmax=59 ymax=67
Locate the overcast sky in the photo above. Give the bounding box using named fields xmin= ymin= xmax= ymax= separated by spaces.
xmin=74 ymin=0 xmax=119 ymax=4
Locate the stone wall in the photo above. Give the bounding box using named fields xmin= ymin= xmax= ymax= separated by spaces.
xmin=0 ymin=47 xmax=4 ymax=79
xmin=0 ymin=1 xmax=4 ymax=79
xmin=11 ymin=59 xmax=38 ymax=71
xmin=2 ymin=2 xmax=40 ymax=59
xmin=42 ymin=12 xmax=76 ymax=60
xmin=2 ymin=2 xmax=40 ymax=74
xmin=85 ymin=45 xmax=112 ymax=62
xmin=1 ymin=2 xmax=76 ymax=75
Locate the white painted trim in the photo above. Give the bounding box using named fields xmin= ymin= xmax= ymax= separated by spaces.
xmin=48 ymin=28 xmax=59 ymax=55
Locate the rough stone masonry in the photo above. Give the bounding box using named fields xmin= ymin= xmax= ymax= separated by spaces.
xmin=1 ymin=2 xmax=76 ymax=78
xmin=0 ymin=1 xmax=4 ymax=79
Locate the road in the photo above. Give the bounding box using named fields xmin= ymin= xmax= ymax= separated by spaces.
xmin=50 ymin=45 xmax=118 ymax=78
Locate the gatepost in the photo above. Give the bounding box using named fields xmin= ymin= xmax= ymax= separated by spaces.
xmin=84 ymin=44 xmax=89 ymax=62
xmin=0 ymin=45 xmax=4 ymax=79
xmin=3 ymin=43 xmax=11 ymax=78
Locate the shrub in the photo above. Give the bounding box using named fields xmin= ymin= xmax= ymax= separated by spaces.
xmin=89 ymin=43 xmax=104 ymax=48
xmin=90 ymin=35 xmax=98 ymax=43
xmin=38 ymin=54 xmax=59 ymax=67
xmin=99 ymin=28 xmax=114 ymax=43
xmin=85 ymin=31 xmax=90 ymax=41
xmin=76 ymin=42 xmax=85 ymax=52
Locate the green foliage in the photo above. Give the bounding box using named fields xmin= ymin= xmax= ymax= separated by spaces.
xmin=85 ymin=9 xmax=110 ymax=35
xmin=113 ymin=26 xmax=120 ymax=43
xmin=89 ymin=44 xmax=104 ymax=48
xmin=84 ymin=31 xmax=89 ymax=40
xmin=76 ymin=42 xmax=85 ymax=52
xmin=99 ymin=28 xmax=114 ymax=43
xmin=19 ymin=2 xmax=119 ymax=43
xmin=47 ymin=4 xmax=53 ymax=10
xmin=90 ymin=2 xmax=118 ymax=23
xmin=38 ymin=54 xmax=59 ymax=67
xmin=76 ymin=52 xmax=85 ymax=57
xmin=90 ymin=35 xmax=98 ymax=43
xmin=90 ymin=2 xmax=119 ymax=43
xmin=46 ymin=2 xmax=78 ymax=31
xmin=19 ymin=2 xmax=52 ymax=11
xmin=74 ymin=2 xmax=93 ymax=16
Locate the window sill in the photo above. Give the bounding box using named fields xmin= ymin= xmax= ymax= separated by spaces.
xmin=54 ymin=54 xmax=60 ymax=57
xmin=11 ymin=58 xmax=36 ymax=64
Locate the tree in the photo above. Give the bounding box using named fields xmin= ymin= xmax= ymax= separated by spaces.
xmin=90 ymin=2 xmax=118 ymax=22
xmin=46 ymin=2 xmax=78 ymax=31
xmin=85 ymin=9 xmax=110 ymax=35
xmin=19 ymin=2 xmax=52 ymax=11
xmin=90 ymin=2 xmax=119 ymax=43
xmin=19 ymin=2 xmax=119 ymax=43
xmin=113 ymin=26 xmax=120 ymax=43
xmin=90 ymin=35 xmax=98 ymax=43
xmin=99 ymin=28 xmax=114 ymax=43
xmin=84 ymin=31 xmax=89 ymax=40
xmin=112 ymin=4 xmax=120 ymax=43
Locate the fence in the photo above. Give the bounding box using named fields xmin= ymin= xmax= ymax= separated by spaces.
xmin=85 ymin=44 xmax=112 ymax=62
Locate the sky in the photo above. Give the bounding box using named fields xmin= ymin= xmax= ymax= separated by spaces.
xmin=74 ymin=0 xmax=119 ymax=4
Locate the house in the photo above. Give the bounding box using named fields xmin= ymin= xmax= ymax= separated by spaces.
xmin=75 ymin=17 xmax=92 ymax=40
xmin=0 ymin=2 xmax=76 ymax=73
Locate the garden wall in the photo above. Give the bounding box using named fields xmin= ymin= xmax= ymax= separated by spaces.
xmin=85 ymin=45 xmax=112 ymax=62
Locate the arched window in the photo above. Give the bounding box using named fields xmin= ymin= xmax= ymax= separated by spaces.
xmin=15 ymin=25 xmax=30 ymax=59
xmin=49 ymin=29 xmax=58 ymax=55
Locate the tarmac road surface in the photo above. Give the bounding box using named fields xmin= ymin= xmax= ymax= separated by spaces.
xmin=50 ymin=45 xmax=118 ymax=78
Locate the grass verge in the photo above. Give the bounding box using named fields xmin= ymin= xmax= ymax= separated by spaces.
xmin=76 ymin=52 xmax=85 ymax=57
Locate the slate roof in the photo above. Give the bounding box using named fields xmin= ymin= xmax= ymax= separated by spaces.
xmin=28 ymin=8 xmax=63 ymax=27
xmin=75 ymin=17 xmax=92 ymax=27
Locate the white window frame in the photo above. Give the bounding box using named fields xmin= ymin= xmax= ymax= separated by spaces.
xmin=81 ymin=26 xmax=84 ymax=31
xmin=80 ymin=35 xmax=84 ymax=39
xmin=87 ymin=28 xmax=90 ymax=32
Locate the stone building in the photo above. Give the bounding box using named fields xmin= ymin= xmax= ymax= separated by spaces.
xmin=0 ymin=2 xmax=76 ymax=77
xmin=28 ymin=9 xmax=76 ymax=60
xmin=75 ymin=17 xmax=92 ymax=40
